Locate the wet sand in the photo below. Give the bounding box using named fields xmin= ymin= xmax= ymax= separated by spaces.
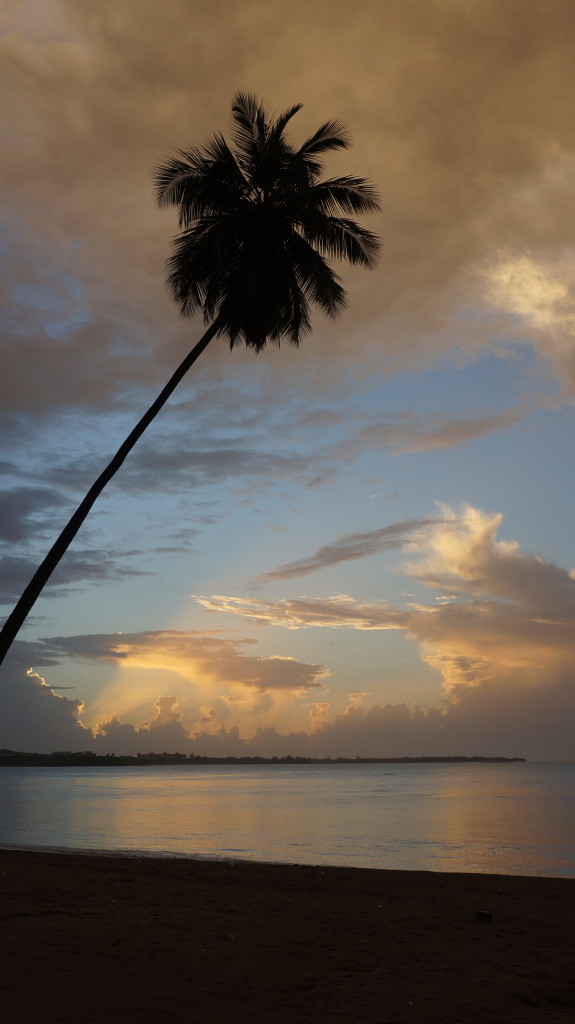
xmin=0 ymin=848 xmax=573 ymax=1022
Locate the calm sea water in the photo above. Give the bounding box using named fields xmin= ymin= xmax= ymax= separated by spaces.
xmin=0 ymin=762 xmax=573 ymax=876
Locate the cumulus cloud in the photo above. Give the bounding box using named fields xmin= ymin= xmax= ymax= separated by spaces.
xmin=197 ymin=505 xmax=575 ymax=758
xmin=403 ymin=505 xmax=575 ymax=617
xmin=0 ymin=630 xmax=328 ymax=754
xmin=0 ymin=647 xmax=92 ymax=752
xmin=4 ymin=504 xmax=574 ymax=758
xmin=95 ymin=695 xmax=192 ymax=754
xmin=485 ymin=252 xmax=575 ymax=395
xmin=271 ymin=682 xmax=575 ymax=760
xmin=3 ymin=506 xmax=573 ymax=758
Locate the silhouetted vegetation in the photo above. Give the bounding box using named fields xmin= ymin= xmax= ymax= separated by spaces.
xmin=0 ymin=749 xmax=525 ymax=767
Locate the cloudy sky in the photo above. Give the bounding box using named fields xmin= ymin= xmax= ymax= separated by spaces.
xmin=2 ymin=0 xmax=575 ymax=759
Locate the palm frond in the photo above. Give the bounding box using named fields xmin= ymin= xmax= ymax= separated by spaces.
xmin=231 ymin=90 xmax=263 ymax=130
xmin=301 ymin=216 xmax=381 ymax=268
xmin=153 ymin=151 xmax=205 ymax=209
xmin=298 ymin=120 xmax=350 ymax=158
xmin=290 ymin=232 xmax=346 ymax=319
xmin=267 ymin=102 xmax=303 ymax=147
xmin=310 ymin=176 xmax=381 ymax=216
xmin=284 ymin=267 xmax=313 ymax=344
xmin=155 ymin=139 xmax=249 ymax=228
xmin=155 ymin=91 xmax=381 ymax=349
xmin=230 ymin=90 xmax=268 ymax=173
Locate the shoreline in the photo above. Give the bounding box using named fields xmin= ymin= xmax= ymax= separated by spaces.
xmin=0 ymin=840 xmax=573 ymax=879
xmin=1 ymin=848 xmax=573 ymax=1022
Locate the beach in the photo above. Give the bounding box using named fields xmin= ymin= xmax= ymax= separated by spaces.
xmin=0 ymin=849 xmax=573 ymax=1022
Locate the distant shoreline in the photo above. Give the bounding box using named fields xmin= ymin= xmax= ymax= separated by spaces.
xmin=0 ymin=750 xmax=526 ymax=767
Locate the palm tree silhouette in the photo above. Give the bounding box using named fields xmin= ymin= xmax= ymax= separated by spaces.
xmin=0 ymin=91 xmax=380 ymax=666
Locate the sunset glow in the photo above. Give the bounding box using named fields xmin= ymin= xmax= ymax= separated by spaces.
xmin=2 ymin=0 xmax=575 ymax=759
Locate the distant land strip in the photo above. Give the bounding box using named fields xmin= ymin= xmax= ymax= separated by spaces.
xmin=0 ymin=750 xmax=526 ymax=767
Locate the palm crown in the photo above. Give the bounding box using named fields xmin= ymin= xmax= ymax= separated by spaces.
xmin=0 ymin=93 xmax=380 ymax=667
xmin=154 ymin=91 xmax=381 ymax=351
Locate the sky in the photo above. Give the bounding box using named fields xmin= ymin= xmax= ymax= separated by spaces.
xmin=1 ymin=0 xmax=575 ymax=759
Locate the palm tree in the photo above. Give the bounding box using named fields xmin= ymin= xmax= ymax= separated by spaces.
xmin=0 ymin=91 xmax=381 ymax=666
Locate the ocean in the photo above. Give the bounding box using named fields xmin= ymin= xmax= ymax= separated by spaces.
xmin=0 ymin=761 xmax=573 ymax=876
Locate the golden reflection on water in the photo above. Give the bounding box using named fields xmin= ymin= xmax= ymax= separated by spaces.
xmin=1 ymin=764 xmax=573 ymax=876
xmin=415 ymin=763 xmax=574 ymax=875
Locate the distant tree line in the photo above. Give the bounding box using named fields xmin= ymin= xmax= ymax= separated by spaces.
xmin=0 ymin=750 xmax=526 ymax=767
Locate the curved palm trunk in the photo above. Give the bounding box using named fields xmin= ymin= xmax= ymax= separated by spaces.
xmin=0 ymin=320 xmax=220 ymax=667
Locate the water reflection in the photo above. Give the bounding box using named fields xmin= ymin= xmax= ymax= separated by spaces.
xmin=0 ymin=763 xmax=573 ymax=876
xmin=426 ymin=761 xmax=575 ymax=875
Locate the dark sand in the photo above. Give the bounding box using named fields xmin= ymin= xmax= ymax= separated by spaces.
xmin=0 ymin=849 xmax=573 ymax=1023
